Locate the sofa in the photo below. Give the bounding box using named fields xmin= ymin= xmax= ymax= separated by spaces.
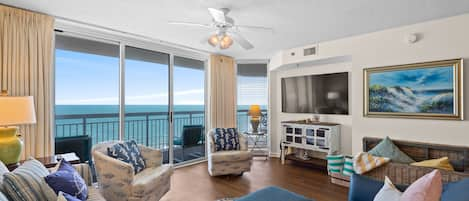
xmin=0 ymin=162 xmax=105 ymax=201
xmin=362 ymin=137 xmax=469 ymax=185
xmin=92 ymin=141 xmax=173 ymax=201
xmin=207 ymin=129 xmax=253 ymax=176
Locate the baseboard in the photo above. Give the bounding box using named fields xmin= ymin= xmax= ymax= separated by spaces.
xmin=269 ymin=152 xmax=281 ymax=158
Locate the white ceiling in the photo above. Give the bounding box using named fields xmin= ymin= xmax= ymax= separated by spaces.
xmin=2 ymin=0 xmax=469 ymax=60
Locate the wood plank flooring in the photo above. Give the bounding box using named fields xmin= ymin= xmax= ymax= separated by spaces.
xmin=161 ymin=158 xmax=349 ymax=201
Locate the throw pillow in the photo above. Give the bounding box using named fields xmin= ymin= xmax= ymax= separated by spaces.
xmin=441 ymin=178 xmax=469 ymax=201
xmin=368 ymin=136 xmax=415 ymax=164
xmin=353 ymin=152 xmax=390 ymax=174
xmin=411 ymin=157 xmax=454 ymax=171
xmin=3 ymin=158 xmax=57 ymax=201
xmin=45 ymin=160 xmax=88 ymax=201
xmin=342 ymin=155 xmax=355 ymax=176
xmin=326 ymin=155 xmax=344 ymax=174
xmin=0 ymin=161 xmax=9 ymax=194
xmin=349 ymin=174 xmax=408 ymax=201
xmin=213 ymin=128 xmax=240 ymax=151
xmin=107 ymin=140 xmax=146 ymax=174
xmin=57 ymin=191 xmax=81 ymax=201
xmin=400 ymin=170 xmax=442 ymax=201
xmin=373 ymin=177 xmax=402 ymax=201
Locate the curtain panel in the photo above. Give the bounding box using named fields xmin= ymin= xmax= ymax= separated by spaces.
xmin=208 ymin=55 xmax=236 ymax=129
xmin=0 ymin=5 xmax=55 ymax=159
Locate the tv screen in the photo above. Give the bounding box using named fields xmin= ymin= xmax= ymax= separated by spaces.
xmin=281 ymin=72 xmax=349 ymax=114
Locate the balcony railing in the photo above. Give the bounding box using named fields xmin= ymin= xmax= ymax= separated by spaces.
xmin=55 ymin=109 xmax=267 ymax=150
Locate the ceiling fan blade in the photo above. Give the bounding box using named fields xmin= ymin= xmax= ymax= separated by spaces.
xmin=168 ymin=21 xmax=212 ymax=28
xmin=229 ymin=31 xmax=254 ymax=50
xmin=208 ymin=8 xmax=226 ymax=23
xmin=236 ymin=25 xmax=274 ymax=33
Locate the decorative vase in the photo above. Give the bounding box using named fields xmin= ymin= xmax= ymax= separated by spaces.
xmin=0 ymin=127 xmax=23 ymax=165
xmin=250 ymin=119 xmax=260 ymax=133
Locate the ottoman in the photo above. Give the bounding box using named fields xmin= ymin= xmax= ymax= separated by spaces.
xmin=236 ymin=186 xmax=313 ymax=201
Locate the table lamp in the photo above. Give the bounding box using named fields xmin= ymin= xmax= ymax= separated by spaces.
xmin=0 ymin=90 xmax=36 ymax=165
xmin=248 ymin=105 xmax=262 ymax=133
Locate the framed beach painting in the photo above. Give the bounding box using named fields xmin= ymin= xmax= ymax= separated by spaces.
xmin=364 ymin=59 xmax=463 ymax=120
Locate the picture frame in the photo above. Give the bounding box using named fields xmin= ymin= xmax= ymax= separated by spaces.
xmin=363 ymin=59 xmax=463 ymax=120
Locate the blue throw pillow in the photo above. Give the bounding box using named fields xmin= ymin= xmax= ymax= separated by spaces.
xmin=107 ymin=140 xmax=146 ymax=174
xmin=441 ymin=179 xmax=469 ymax=201
xmin=214 ymin=128 xmax=240 ymax=151
xmin=45 ymin=160 xmax=88 ymax=201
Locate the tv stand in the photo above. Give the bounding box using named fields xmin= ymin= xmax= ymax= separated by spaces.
xmin=280 ymin=121 xmax=340 ymax=167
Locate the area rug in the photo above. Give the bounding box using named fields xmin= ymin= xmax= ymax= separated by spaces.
xmin=215 ymin=186 xmax=313 ymax=201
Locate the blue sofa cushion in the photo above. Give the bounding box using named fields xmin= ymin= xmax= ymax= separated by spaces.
xmin=236 ymin=186 xmax=313 ymax=201
xmin=107 ymin=140 xmax=146 ymax=174
xmin=441 ymin=179 xmax=469 ymax=201
xmin=214 ymin=128 xmax=240 ymax=151
xmin=348 ymin=174 xmax=407 ymax=201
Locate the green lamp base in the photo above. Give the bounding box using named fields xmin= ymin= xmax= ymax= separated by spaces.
xmin=0 ymin=127 xmax=23 ymax=165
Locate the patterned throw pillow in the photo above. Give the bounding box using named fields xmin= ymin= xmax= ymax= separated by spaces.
xmin=213 ymin=128 xmax=240 ymax=151
xmin=3 ymin=158 xmax=57 ymax=201
xmin=58 ymin=191 xmax=81 ymax=201
xmin=107 ymin=140 xmax=146 ymax=174
xmin=342 ymin=155 xmax=355 ymax=176
xmin=326 ymin=155 xmax=344 ymax=174
xmin=45 ymin=160 xmax=88 ymax=201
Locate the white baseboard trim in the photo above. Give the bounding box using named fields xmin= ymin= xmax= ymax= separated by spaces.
xmin=269 ymin=152 xmax=281 ymax=158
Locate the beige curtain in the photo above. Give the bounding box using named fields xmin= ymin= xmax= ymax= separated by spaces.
xmin=0 ymin=5 xmax=55 ymax=159
xmin=208 ymin=55 xmax=237 ymax=129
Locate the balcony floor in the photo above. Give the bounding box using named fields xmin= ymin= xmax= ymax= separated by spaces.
xmin=160 ymin=158 xmax=348 ymax=201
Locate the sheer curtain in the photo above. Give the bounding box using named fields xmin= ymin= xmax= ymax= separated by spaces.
xmin=0 ymin=5 xmax=55 ymax=159
xmin=208 ymin=55 xmax=236 ymax=129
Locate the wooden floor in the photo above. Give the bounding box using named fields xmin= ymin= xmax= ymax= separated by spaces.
xmin=161 ymin=158 xmax=349 ymax=201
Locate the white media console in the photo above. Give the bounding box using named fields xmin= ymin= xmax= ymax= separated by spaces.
xmin=280 ymin=121 xmax=340 ymax=165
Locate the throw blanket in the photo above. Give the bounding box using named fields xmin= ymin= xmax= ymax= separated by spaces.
xmin=353 ymin=152 xmax=390 ymax=174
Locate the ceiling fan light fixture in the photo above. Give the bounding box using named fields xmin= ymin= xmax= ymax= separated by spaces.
xmin=221 ymin=35 xmax=233 ymax=46
xmin=208 ymin=34 xmax=219 ymax=47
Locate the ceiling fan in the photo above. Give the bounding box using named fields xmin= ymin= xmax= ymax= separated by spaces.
xmin=168 ymin=8 xmax=273 ymax=50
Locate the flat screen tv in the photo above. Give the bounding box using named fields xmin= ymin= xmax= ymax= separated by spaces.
xmin=281 ymin=72 xmax=349 ymax=114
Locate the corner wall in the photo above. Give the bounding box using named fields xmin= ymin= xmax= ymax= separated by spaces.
xmin=269 ymin=13 xmax=469 ymax=155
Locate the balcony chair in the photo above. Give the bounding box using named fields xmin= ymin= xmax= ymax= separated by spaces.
xmin=207 ymin=128 xmax=253 ymax=176
xmin=174 ymin=125 xmax=205 ymax=162
xmin=92 ymin=141 xmax=173 ymax=201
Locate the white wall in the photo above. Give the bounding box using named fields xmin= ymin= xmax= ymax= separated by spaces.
xmin=269 ymin=13 xmax=469 ymax=155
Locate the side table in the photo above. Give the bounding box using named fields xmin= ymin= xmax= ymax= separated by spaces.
xmin=7 ymin=152 xmax=81 ymax=171
xmin=244 ymin=131 xmax=269 ymax=160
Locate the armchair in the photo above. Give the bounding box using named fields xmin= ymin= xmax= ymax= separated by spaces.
xmin=207 ymin=129 xmax=253 ymax=176
xmin=92 ymin=141 xmax=173 ymax=201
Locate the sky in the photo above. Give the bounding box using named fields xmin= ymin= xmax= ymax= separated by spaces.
xmin=55 ymin=49 xmax=267 ymax=106
xmin=369 ymin=66 xmax=453 ymax=90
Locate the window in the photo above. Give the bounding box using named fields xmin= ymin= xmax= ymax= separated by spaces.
xmin=55 ymin=35 xmax=120 ymax=162
xmin=237 ymin=63 xmax=268 ymax=132
xmin=54 ymin=33 xmax=207 ymax=165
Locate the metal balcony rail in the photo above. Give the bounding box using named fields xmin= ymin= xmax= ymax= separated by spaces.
xmin=55 ymin=109 xmax=267 ymax=150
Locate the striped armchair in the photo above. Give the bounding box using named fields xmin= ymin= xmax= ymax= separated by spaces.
xmin=207 ymin=129 xmax=253 ymax=176
xmin=92 ymin=141 xmax=173 ymax=201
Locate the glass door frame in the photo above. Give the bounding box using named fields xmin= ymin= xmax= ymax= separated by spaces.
xmin=54 ymin=29 xmax=209 ymax=167
xmin=119 ymin=41 xmax=208 ymax=166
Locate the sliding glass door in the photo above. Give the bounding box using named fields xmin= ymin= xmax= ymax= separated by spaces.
xmin=172 ymin=56 xmax=206 ymax=164
xmin=54 ymin=33 xmax=206 ymax=165
xmin=124 ymin=46 xmax=170 ymax=163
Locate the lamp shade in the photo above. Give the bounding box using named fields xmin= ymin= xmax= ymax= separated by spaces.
xmin=0 ymin=96 xmax=36 ymax=126
xmin=248 ymin=104 xmax=262 ymax=117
